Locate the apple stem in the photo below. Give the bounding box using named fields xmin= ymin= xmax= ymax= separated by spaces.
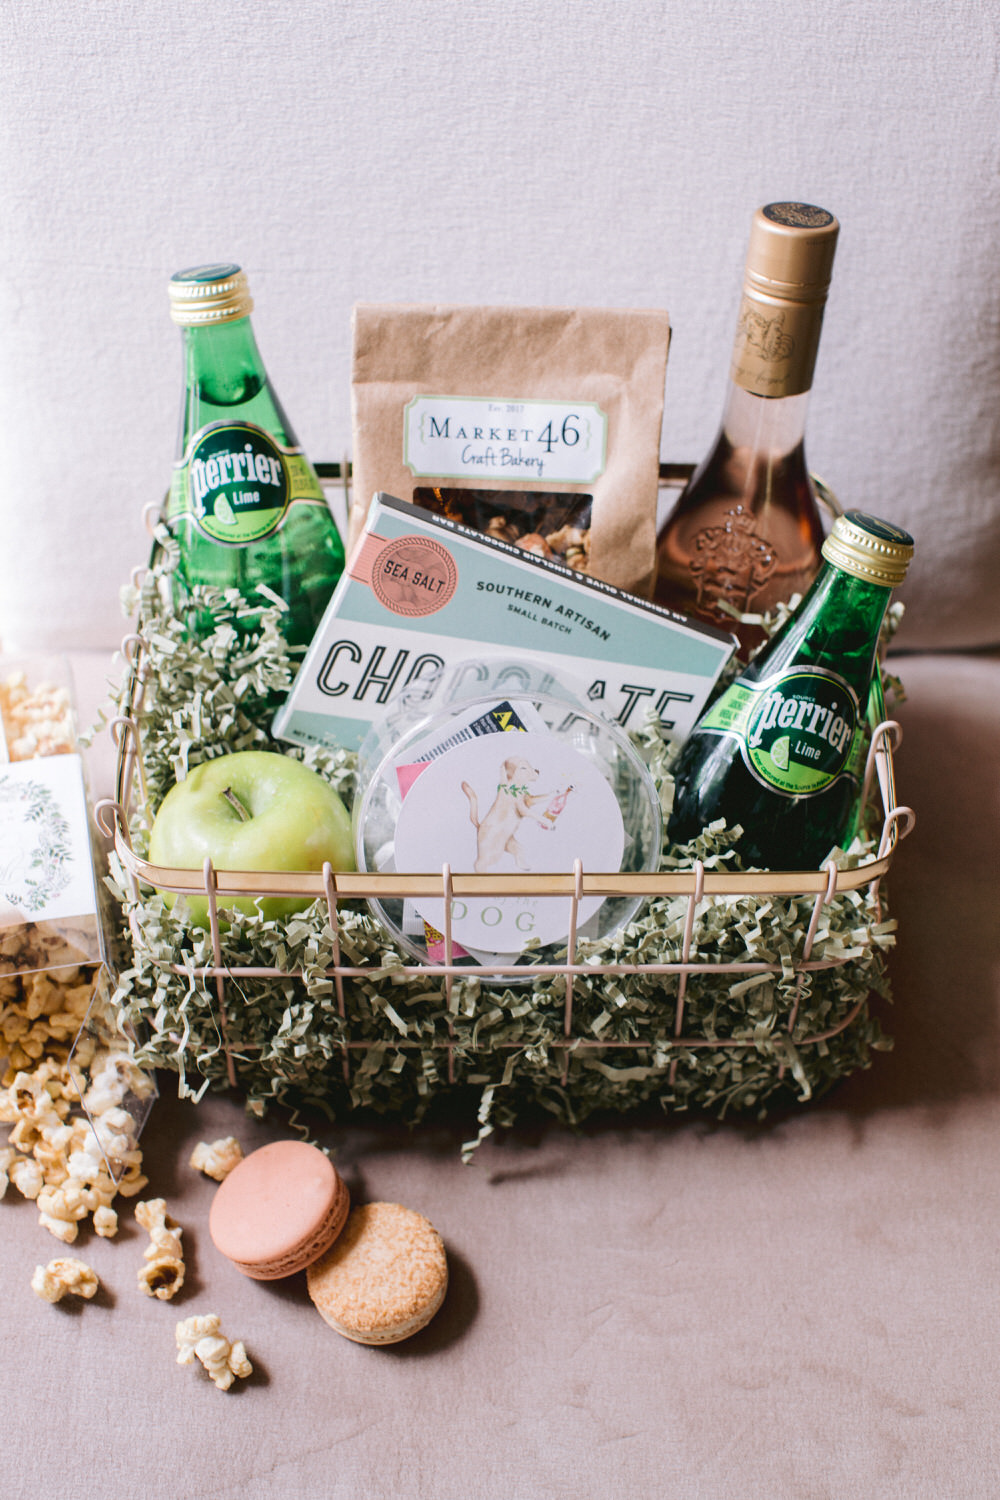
xmin=222 ymin=786 xmax=252 ymax=823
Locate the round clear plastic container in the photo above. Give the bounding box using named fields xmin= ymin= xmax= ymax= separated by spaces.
xmin=353 ymin=658 xmax=662 ymax=982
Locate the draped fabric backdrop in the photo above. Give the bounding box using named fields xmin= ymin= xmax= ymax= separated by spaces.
xmin=2 ymin=0 xmax=998 ymax=654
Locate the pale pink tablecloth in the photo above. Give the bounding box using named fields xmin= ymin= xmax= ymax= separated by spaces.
xmin=4 ymin=650 xmax=997 ymax=1500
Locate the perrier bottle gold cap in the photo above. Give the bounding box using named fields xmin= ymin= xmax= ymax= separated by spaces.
xmin=168 ymin=263 xmax=254 ymax=326
xmin=822 ymin=509 xmax=914 ymax=588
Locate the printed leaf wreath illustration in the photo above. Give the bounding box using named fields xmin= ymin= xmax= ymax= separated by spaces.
xmin=0 ymin=779 xmax=73 ymax=913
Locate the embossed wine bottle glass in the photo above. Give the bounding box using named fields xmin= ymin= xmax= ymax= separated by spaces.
xmin=165 ymin=264 xmax=345 ymax=649
xmin=654 ymin=203 xmax=840 ymax=656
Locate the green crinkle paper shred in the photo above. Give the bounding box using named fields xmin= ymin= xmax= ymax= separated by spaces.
xmin=103 ymin=552 xmax=904 ymax=1153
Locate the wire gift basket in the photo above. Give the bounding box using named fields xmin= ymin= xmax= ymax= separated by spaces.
xmin=96 ymin=465 xmax=914 ymax=1147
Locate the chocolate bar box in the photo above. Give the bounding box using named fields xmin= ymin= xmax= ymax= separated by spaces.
xmin=272 ymin=493 xmax=735 ymax=752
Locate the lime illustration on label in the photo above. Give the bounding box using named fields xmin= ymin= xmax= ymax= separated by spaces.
xmin=769 ymin=734 xmax=790 ymax=771
xmin=699 ymin=666 xmax=861 ymax=796
xmin=168 ymin=421 xmax=325 ymax=546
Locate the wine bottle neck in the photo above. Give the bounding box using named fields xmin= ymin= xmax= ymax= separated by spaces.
xmin=718 ymin=380 xmax=811 ymax=462
xmin=729 ymin=279 xmax=827 ymax=399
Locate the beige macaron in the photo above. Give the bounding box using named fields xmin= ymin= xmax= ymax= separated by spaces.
xmin=306 ymin=1201 xmax=448 ymax=1344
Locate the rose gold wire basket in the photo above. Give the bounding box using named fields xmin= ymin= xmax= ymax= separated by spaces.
xmin=95 ymin=464 xmax=916 ymax=1095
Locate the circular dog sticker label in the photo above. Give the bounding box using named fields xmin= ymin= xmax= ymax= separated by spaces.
xmin=371 ymin=535 xmax=458 ymax=617
xmin=393 ymin=731 xmax=625 ymax=952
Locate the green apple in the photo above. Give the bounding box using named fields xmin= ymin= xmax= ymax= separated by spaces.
xmin=147 ymin=750 xmax=354 ymax=927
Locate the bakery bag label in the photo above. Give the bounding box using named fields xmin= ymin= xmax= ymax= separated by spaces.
xmin=403 ymin=395 xmax=608 ymax=485
xmin=168 ymin=421 xmax=323 ymax=546
xmin=698 ymin=666 xmax=863 ymax=796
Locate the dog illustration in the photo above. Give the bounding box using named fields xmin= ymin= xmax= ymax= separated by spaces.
xmin=461 ymin=754 xmax=554 ymax=873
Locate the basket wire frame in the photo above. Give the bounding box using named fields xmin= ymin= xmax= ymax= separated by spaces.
xmin=97 ymin=464 xmax=915 ymax=1092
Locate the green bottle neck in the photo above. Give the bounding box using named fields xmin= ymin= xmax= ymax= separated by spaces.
xmin=746 ymin=558 xmax=893 ymax=696
xmin=178 ymin=315 xmax=296 ymax=453
xmin=182 ymin=316 xmax=266 ymax=403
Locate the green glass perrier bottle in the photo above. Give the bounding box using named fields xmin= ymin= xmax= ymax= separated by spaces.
xmin=165 ymin=264 xmax=345 ymax=649
xmin=667 ymin=510 xmax=914 ymax=870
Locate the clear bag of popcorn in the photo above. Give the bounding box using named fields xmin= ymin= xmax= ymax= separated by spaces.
xmin=0 ymin=656 xmax=103 ymax=980
xmin=0 ymin=660 xmax=157 ymax=1200
xmin=0 ymin=656 xmax=79 ymax=763
xmin=67 ymin=971 xmax=157 ymax=1186
xmin=0 ymin=968 xmax=157 ymax=1249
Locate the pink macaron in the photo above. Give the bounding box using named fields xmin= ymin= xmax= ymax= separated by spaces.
xmin=208 ymin=1139 xmax=350 ymax=1280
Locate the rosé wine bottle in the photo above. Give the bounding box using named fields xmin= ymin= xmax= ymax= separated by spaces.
xmin=655 ymin=203 xmax=840 ymax=657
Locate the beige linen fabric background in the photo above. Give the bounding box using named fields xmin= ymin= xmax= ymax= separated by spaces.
xmin=6 ymin=648 xmax=1000 ymax=1500
xmin=1 ymin=0 xmax=998 ymax=653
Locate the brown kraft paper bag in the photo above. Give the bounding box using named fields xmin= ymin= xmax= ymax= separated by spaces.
xmin=349 ymin=303 xmax=671 ymax=600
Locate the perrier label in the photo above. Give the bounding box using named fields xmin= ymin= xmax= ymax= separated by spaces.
xmin=168 ymin=420 xmax=324 ymax=547
xmin=667 ymin=510 xmax=914 ymax=871
xmin=696 ymin=665 xmax=865 ymax=799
